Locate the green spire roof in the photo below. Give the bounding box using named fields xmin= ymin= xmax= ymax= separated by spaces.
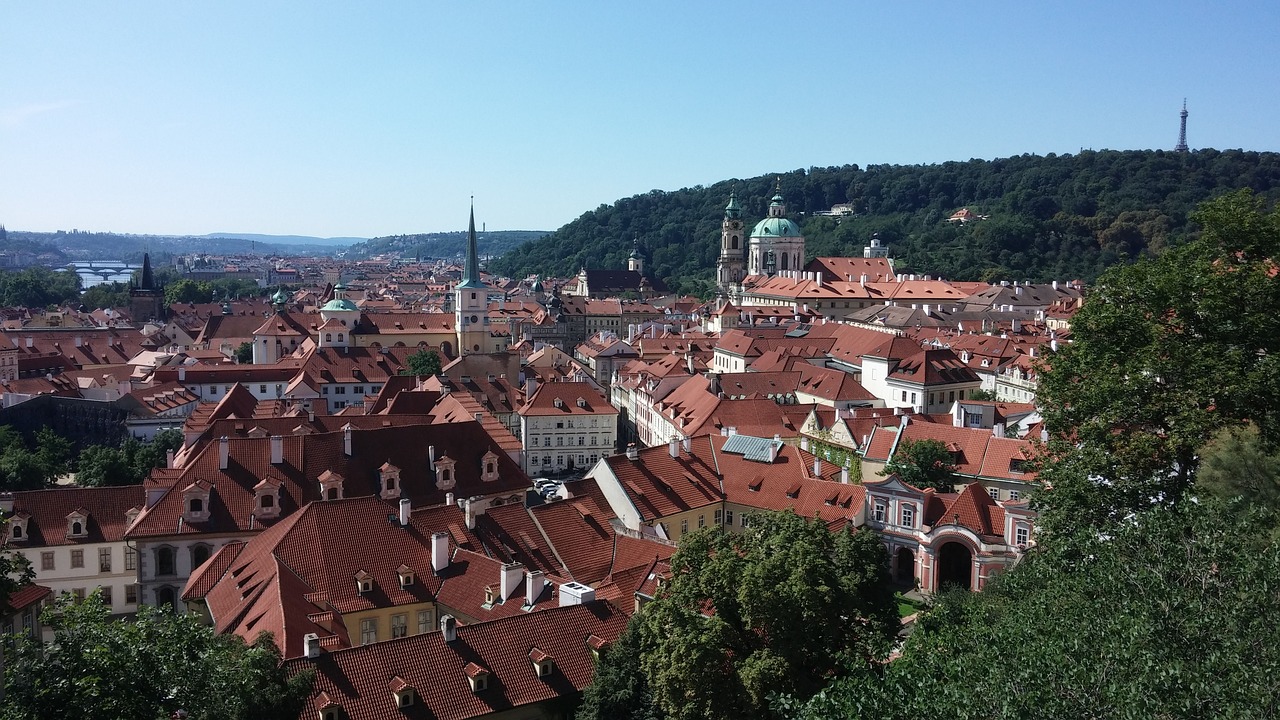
xmin=457 ymin=199 xmax=484 ymax=290
xmin=725 ymin=191 xmax=740 ymax=219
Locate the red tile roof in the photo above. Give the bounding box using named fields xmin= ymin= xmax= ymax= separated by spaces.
xmin=8 ymin=485 xmax=144 ymax=547
xmin=291 ymin=600 xmax=629 ymax=720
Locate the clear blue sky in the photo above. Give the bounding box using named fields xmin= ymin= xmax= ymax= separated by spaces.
xmin=2 ymin=1 xmax=1276 ymax=239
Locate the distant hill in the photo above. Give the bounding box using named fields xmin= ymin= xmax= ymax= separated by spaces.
xmin=488 ymin=149 xmax=1280 ymax=297
xmin=202 ymin=233 xmax=364 ymax=247
xmin=3 ymin=230 xmax=350 ymax=262
xmin=345 ymin=230 xmax=548 ymax=261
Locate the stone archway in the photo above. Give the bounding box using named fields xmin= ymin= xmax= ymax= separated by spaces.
xmin=895 ymin=547 xmax=916 ymax=585
xmin=937 ymin=541 xmax=974 ymax=591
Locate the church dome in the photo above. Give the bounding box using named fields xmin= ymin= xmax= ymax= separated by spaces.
xmin=271 ymin=288 xmax=289 ymax=305
xmin=320 ymin=297 xmax=359 ymax=312
xmin=750 ymin=216 xmax=803 ymax=238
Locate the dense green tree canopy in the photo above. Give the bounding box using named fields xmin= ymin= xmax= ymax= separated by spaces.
xmin=1036 ymin=189 xmax=1280 ymax=530
xmin=402 ymin=349 xmax=443 ymax=377
xmin=783 ymin=499 xmax=1280 ymax=720
xmin=880 ymin=438 xmax=958 ymax=491
xmin=580 ymin=511 xmax=897 ymax=720
xmin=0 ymin=267 xmax=81 ymax=308
xmin=491 ymin=150 xmax=1280 ymax=296
xmin=2 ymin=594 xmax=312 ymax=720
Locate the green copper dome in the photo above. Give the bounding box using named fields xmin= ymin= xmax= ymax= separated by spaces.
xmin=271 ymin=288 xmax=289 ymax=305
xmin=320 ymin=298 xmax=359 ymax=312
xmin=725 ymin=191 xmax=741 ymax=219
xmin=751 ymin=217 xmax=803 ymax=238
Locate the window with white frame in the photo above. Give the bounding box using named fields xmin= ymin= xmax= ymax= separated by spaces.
xmin=724 ymin=509 xmax=734 ymax=526
xmin=900 ymin=504 xmax=915 ymax=528
xmin=1015 ymin=526 xmax=1029 ymax=546
xmin=873 ymin=502 xmax=886 ymax=523
xmin=360 ymin=618 xmax=378 ymax=645
xmin=391 ymin=614 xmax=408 ymax=638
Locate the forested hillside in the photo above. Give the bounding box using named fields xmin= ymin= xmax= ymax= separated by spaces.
xmin=489 ymin=149 xmax=1280 ymax=296
xmin=345 ymin=230 xmax=547 ymax=260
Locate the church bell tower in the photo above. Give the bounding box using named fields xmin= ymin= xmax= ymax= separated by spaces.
xmin=716 ymin=191 xmax=746 ymax=297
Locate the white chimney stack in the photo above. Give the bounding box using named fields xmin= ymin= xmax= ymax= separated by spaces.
xmin=525 ymin=570 xmax=545 ymax=607
xmin=303 ymin=633 xmax=320 ymax=659
xmin=399 ymin=498 xmax=411 ymax=526
xmin=813 ymin=456 xmax=822 ymax=477
xmin=669 ymin=437 xmax=679 ymax=458
xmin=559 ymin=581 xmax=596 ymax=607
xmin=841 ymin=465 xmax=850 ymax=484
xmin=178 ymin=365 xmax=186 ymax=381
xmin=270 ymin=435 xmax=283 ymax=464
xmin=440 ymin=614 xmax=457 ymax=642
xmin=500 ymin=562 xmax=524 ymax=601
xmin=431 ymin=531 xmax=449 ymax=574
xmin=218 ymin=436 xmax=229 ymax=470
xmin=342 ymin=424 xmax=353 ymax=456
xmin=800 ymin=437 xmax=810 ymax=451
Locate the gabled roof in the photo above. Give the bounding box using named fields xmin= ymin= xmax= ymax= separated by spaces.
xmin=291 ymin=601 xmax=629 ymax=720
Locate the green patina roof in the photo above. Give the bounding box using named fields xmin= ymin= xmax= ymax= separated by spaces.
xmin=320 ymin=298 xmax=359 ymax=312
xmin=751 ymin=216 xmax=803 ymax=238
xmin=457 ymin=202 xmax=485 ymax=290
xmin=725 ymin=191 xmax=741 ymax=219
xmin=271 ymin=288 xmax=289 ymax=304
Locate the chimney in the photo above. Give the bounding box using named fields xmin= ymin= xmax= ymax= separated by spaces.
xmin=75 ymin=336 xmax=82 ymax=348
xmin=800 ymin=437 xmax=810 ymax=451
xmin=840 ymin=465 xmax=850 ymax=484
xmin=303 ymin=633 xmax=320 ymax=659
xmin=24 ymin=337 xmax=32 ymax=348
xmin=813 ymin=456 xmax=822 ymax=477
xmin=682 ymin=436 xmax=691 ymax=454
xmin=165 ymin=449 xmax=175 ymax=469
xmin=500 ymin=562 xmax=524 ymax=601
xmin=1050 ymin=338 xmax=1059 ymax=352
xmin=399 ymin=498 xmax=411 ymax=526
xmin=559 ymin=581 xmax=596 ymax=607
xmin=270 ymin=436 xmax=284 ymax=464
xmin=445 ymin=491 xmax=454 ymax=506
xmin=218 ymin=436 xmax=229 ymax=470
xmin=464 ymin=498 xmax=478 ymax=529
xmin=429 ymin=445 xmax=436 ymax=465
xmin=342 ymin=424 xmax=353 ymax=456
xmin=669 ymin=437 xmax=679 ymax=458
xmin=816 ymin=271 xmax=824 ymax=285
xmin=860 ymin=273 xmax=868 ymax=286
xmin=525 ymin=570 xmax=545 ymax=607
xmin=178 ymin=366 xmax=186 ymax=381
xmin=440 ymin=614 xmax=457 ymax=642
xmin=993 ymin=422 xmax=1006 ymax=438
xmin=625 ymin=443 xmax=639 ymax=461
xmin=431 ymin=531 xmax=449 ymax=573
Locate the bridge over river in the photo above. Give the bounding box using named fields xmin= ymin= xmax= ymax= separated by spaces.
xmin=66 ymin=261 xmax=142 ymax=287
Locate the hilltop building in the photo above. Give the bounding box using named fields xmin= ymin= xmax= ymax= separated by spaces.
xmin=746 ymin=181 xmax=805 ymax=277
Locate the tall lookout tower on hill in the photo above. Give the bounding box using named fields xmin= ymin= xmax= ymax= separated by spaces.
xmin=1174 ymin=99 xmax=1189 ymax=153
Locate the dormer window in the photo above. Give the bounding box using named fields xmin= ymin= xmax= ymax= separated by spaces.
xmin=66 ymin=510 xmax=88 ymax=538
xmin=435 ymin=456 xmax=457 ymax=491
xmin=314 ymin=692 xmax=343 ymax=720
xmin=319 ymin=470 xmax=344 ymax=501
xmin=587 ymin=633 xmax=608 ymax=661
xmin=530 ymin=647 xmax=554 ymax=678
xmin=390 ymin=676 xmax=415 ymax=708
xmin=481 ymin=451 xmax=499 ymax=483
xmin=379 ymin=462 xmax=401 ymax=500
xmin=397 ymin=564 xmax=414 ymax=588
xmin=554 ymin=398 xmax=564 ymax=409
xmin=254 ymin=479 xmax=281 ymax=519
xmin=9 ymin=512 xmax=29 ymax=542
xmin=465 ymin=663 xmax=489 ymax=692
xmin=182 ymin=481 xmax=212 ymax=523
xmin=576 ymin=397 xmax=587 ymax=408
xmin=355 ymin=570 xmax=373 ymax=595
